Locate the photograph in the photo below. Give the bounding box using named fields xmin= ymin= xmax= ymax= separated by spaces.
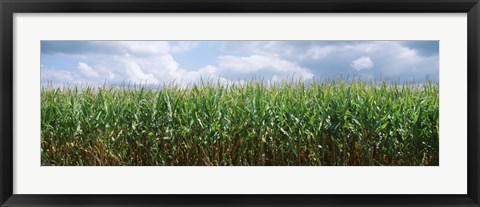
xmin=3 ymin=0 xmax=478 ymax=205
xmin=40 ymin=40 xmax=439 ymax=166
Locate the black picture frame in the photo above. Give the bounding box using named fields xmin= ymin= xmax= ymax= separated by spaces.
xmin=1 ymin=0 xmax=479 ymax=206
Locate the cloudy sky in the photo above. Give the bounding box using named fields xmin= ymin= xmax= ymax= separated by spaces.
xmin=41 ymin=40 xmax=439 ymax=87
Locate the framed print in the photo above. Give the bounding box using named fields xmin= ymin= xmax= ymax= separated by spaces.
xmin=1 ymin=0 xmax=479 ymax=206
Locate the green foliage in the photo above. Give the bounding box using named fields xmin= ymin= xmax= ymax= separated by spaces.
xmin=41 ymin=79 xmax=439 ymax=166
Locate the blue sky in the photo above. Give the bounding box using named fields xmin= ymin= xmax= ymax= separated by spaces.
xmin=41 ymin=40 xmax=439 ymax=86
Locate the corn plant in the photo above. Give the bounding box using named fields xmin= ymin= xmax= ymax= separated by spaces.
xmin=41 ymin=79 xmax=439 ymax=166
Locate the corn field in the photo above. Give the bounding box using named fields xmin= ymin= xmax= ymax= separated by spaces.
xmin=41 ymin=79 xmax=439 ymax=166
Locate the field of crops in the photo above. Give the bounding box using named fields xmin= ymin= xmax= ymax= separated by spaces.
xmin=41 ymin=79 xmax=439 ymax=166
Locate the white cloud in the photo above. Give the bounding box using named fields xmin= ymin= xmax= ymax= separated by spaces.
xmin=77 ymin=62 xmax=100 ymax=79
xmin=217 ymin=55 xmax=314 ymax=81
xmin=351 ymin=56 xmax=374 ymax=71
xmin=223 ymin=41 xmax=437 ymax=80
xmin=305 ymin=46 xmax=336 ymax=59
xmin=42 ymin=41 xmax=203 ymax=87
xmin=42 ymin=42 xmax=192 ymax=86
xmin=41 ymin=68 xmax=75 ymax=86
xmin=198 ymin=65 xmax=218 ymax=75
xmin=122 ymin=61 xmax=159 ymax=84
xmin=41 ymin=41 xmax=438 ymax=87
